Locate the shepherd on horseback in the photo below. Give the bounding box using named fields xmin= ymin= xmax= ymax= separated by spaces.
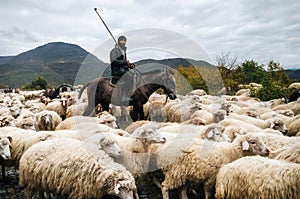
xmin=110 ymin=35 xmax=135 ymax=103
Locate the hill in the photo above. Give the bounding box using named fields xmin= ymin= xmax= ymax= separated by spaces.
xmin=285 ymin=69 xmax=300 ymax=81
xmin=0 ymin=42 xmax=299 ymax=87
xmin=0 ymin=42 xmax=108 ymax=87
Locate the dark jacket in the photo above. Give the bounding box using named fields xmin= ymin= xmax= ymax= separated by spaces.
xmin=110 ymin=45 xmax=129 ymax=77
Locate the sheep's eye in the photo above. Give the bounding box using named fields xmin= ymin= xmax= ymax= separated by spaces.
xmin=250 ymin=141 xmax=256 ymax=144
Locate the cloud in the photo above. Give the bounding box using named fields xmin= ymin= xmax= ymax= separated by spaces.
xmin=0 ymin=0 xmax=299 ymax=68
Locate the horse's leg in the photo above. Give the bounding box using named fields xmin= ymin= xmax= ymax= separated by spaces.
xmin=132 ymin=103 xmax=144 ymax=121
xmin=101 ymin=102 xmax=110 ymax=112
xmin=82 ymin=104 xmax=95 ymax=116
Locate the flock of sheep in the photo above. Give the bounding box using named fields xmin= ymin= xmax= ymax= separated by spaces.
xmin=0 ymin=82 xmax=300 ymax=199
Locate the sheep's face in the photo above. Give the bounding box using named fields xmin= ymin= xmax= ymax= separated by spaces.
xmin=213 ymin=110 xmax=226 ymax=123
xmin=113 ymin=179 xmax=135 ymax=199
xmin=241 ymin=135 xmax=269 ymax=157
xmin=270 ymin=119 xmax=288 ymax=135
xmin=0 ymin=116 xmax=16 ymax=127
xmin=133 ymin=126 xmax=166 ymax=144
xmin=41 ymin=113 xmax=52 ymax=124
xmin=0 ymin=136 xmax=12 ymax=160
xmin=97 ymin=111 xmax=118 ymax=129
xmin=206 ymin=125 xmax=231 ymax=142
xmin=98 ymin=137 xmax=121 ymax=158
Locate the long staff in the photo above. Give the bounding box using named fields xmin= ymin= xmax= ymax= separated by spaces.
xmin=94 ymin=8 xmax=118 ymax=45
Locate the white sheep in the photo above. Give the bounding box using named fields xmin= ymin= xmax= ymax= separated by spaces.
xmin=0 ymin=135 xmax=12 ymax=178
xmin=215 ymin=156 xmax=300 ymax=199
xmin=288 ymin=82 xmax=300 ymax=90
xmin=112 ymin=122 xmax=167 ymax=174
xmin=228 ymin=112 xmax=288 ymax=134
xmin=158 ymin=134 xmax=270 ymax=199
xmin=273 ymin=99 xmax=300 ymax=115
xmin=257 ymin=133 xmax=300 ymax=151
xmin=0 ymin=115 xmax=16 ymax=127
xmin=269 ymin=143 xmax=300 ymax=163
xmin=56 ymin=113 xmax=117 ymax=131
xmin=65 ymin=102 xmax=87 ymax=118
xmin=19 ymin=138 xmax=138 ymax=199
xmin=146 ymin=101 xmax=168 ymax=122
xmin=189 ymin=109 xmax=226 ymax=124
xmin=34 ymin=110 xmax=62 ymax=131
xmin=286 ymin=116 xmax=300 ymax=136
xmin=83 ymin=132 xmax=122 ymax=158
xmin=46 ymin=97 xmax=69 ymax=120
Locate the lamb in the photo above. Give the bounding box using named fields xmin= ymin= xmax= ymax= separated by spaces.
xmin=215 ymin=156 xmax=300 ymax=199
xmin=158 ymin=134 xmax=269 ymax=199
xmin=0 ymin=135 xmax=12 ymax=178
xmin=34 ymin=110 xmax=62 ymax=131
xmin=19 ymin=138 xmax=138 ymax=199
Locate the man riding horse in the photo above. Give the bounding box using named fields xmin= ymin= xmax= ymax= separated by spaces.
xmin=110 ymin=35 xmax=135 ymax=103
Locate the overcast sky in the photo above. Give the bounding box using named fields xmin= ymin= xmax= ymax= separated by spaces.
xmin=1 ymin=0 xmax=300 ymax=69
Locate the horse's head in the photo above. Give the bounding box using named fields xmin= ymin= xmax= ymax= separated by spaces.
xmin=162 ymin=68 xmax=177 ymax=100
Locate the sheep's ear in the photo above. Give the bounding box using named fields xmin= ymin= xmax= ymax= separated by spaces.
xmin=114 ymin=182 xmax=121 ymax=194
xmin=242 ymin=141 xmax=250 ymax=150
xmin=7 ymin=136 xmax=13 ymax=143
xmin=207 ymin=131 xmax=214 ymax=138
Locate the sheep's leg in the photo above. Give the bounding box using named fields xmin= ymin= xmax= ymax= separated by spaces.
xmin=24 ymin=188 xmax=33 ymax=199
xmin=152 ymin=175 xmax=162 ymax=188
xmin=180 ymin=184 xmax=188 ymax=199
xmin=204 ymin=184 xmax=214 ymax=199
xmin=133 ymin=188 xmax=140 ymax=199
xmin=161 ymin=183 xmax=170 ymax=199
xmin=1 ymin=164 xmax=5 ymax=178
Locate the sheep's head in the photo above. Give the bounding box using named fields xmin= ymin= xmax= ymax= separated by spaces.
xmin=269 ymin=118 xmax=288 ymax=135
xmin=0 ymin=116 xmax=16 ymax=127
xmin=0 ymin=136 xmax=12 ymax=160
xmin=205 ymin=124 xmax=231 ymax=142
xmin=237 ymin=134 xmax=270 ymax=157
xmin=40 ymin=112 xmax=53 ymax=124
xmin=132 ymin=123 xmax=166 ymax=144
xmin=98 ymin=135 xmax=121 ymax=157
xmin=97 ymin=111 xmax=118 ymax=129
xmin=212 ymin=110 xmax=226 ymax=123
xmin=103 ymin=170 xmax=136 ymax=199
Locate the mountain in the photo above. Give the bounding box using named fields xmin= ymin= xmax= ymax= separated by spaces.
xmin=0 ymin=42 xmax=299 ymax=87
xmin=286 ymin=69 xmax=300 ymax=81
xmin=0 ymin=42 xmax=108 ymax=87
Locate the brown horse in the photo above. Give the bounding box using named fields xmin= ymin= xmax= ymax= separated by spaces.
xmin=78 ymin=68 xmax=177 ymax=121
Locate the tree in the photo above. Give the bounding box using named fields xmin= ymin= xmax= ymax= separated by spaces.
xmin=240 ymin=60 xmax=266 ymax=84
xmin=21 ymin=76 xmax=48 ymax=90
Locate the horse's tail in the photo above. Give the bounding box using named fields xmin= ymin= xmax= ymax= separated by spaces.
xmin=78 ymin=82 xmax=90 ymax=99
